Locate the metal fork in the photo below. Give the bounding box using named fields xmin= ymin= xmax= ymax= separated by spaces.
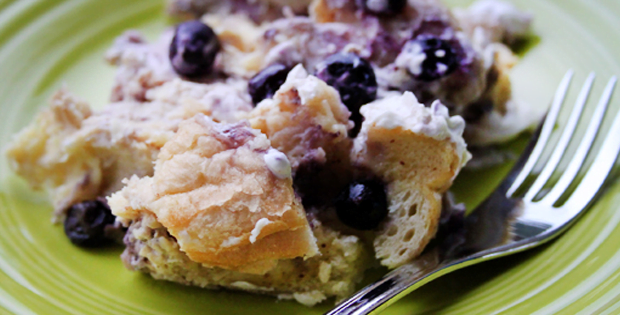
xmin=326 ymin=71 xmax=620 ymax=315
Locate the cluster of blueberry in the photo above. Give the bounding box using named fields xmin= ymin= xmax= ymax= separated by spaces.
xmin=167 ymin=19 xmax=401 ymax=232
xmin=64 ymin=1 xmax=463 ymax=246
xmin=170 ymin=19 xmax=459 ymax=106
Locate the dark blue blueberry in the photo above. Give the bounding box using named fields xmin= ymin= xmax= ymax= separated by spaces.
xmin=169 ymin=20 xmax=220 ymax=78
xmin=316 ymin=53 xmax=377 ymax=135
xmin=64 ymin=199 xmax=116 ymax=247
xmin=335 ymin=179 xmax=388 ymax=230
xmin=409 ymin=35 xmax=460 ymax=82
xmin=248 ymin=64 xmax=291 ymax=105
xmin=359 ymin=0 xmax=407 ymax=15
xmin=316 ymin=53 xmax=377 ymax=110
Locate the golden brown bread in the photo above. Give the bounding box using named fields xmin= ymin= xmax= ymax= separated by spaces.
xmin=352 ymin=92 xmax=469 ymax=268
xmin=109 ymin=114 xmax=318 ymax=274
xmin=248 ymin=65 xmax=352 ymax=172
xmin=5 ymin=89 xmax=157 ymax=220
xmin=5 ymin=79 xmax=253 ymax=220
xmin=123 ymin=212 xmax=371 ymax=306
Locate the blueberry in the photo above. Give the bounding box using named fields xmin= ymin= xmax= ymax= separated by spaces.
xmin=169 ymin=20 xmax=220 ymax=78
xmin=407 ymin=35 xmax=459 ymax=82
xmin=315 ymin=53 xmax=377 ymax=133
xmin=64 ymin=199 xmax=116 ymax=247
xmin=334 ymin=179 xmax=388 ymax=230
xmin=359 ymin=0 xmax=407 ymax=15
xmin=462 ymin=99 xmax=493 ymax=123
xmin=248 ymin=64 xmax=291 ymax=105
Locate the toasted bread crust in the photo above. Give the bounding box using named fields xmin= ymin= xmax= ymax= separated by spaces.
xmin=109 ymin=115 xmax=318 ymax=273
xmin=353 ymin=94 xmax=466 ymax=268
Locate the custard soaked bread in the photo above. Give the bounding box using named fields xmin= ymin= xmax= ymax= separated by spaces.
xmin=5 ymin=0 xmax=535 ymax=306
xmin=6 ymin=79 xmax=253 ymax=220
xmin=109 ymin=115 xmax=318 ymax=274
xmin=108 ymin=81 xmax=468 ymax=304
xmin=110 ymin=115 xmax=371 ymax=305
xmin=353 ymin=93 xmax=469 ymax=267
xmin=248 ymin=65 xmax=353 ymax=172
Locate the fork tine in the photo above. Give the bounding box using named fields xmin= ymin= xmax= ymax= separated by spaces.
xmin=522 ymin=73 xmax=596 ymax=202
xmin=558 ymin=105 xmax=620 ymax=217
xmin=540 ymin=76 xmax=617 ymax=206
xmin=507 ymin=70 xmax=574 ymax=197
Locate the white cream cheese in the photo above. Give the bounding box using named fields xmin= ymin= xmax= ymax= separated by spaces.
xmin=359 ymin=92 xmax=471 ymax=167
xmin=264 ymin=148 xmax=292 ymax=179
xmin=394 ymin=41 xmax=427 ymax=76
xmin=221 ymin=235 xmax=244 ymax=248
xmin=365 ymin=0 xmax=387 ymax=12
xmin=230 ymin=281 xmax=275 ymax=291
xmin=249 ymin=218 xmax=273 ymax=243
xmin=281 ymin=64 xmax=325 ymax=105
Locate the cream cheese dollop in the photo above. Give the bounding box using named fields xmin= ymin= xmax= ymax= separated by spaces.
xmin=264 ymin=148 xmax=292 ymax=179
xmin=394 ymin=41 xmax=427 ymax=76
xmin=359 ymin=92 xmax=471 ymax=168
xmin=250 ymin=218 xmax=273 ymax=243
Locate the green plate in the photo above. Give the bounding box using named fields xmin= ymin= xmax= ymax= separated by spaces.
xmin=1 ymin=0 xmax=620 ymax=314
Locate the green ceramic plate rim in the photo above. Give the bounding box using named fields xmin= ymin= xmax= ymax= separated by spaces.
xmin=1 ymin=0 xmax=620 ymax=314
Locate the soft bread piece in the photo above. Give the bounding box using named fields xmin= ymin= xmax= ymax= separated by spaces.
xmin=352 ymin=92 xmax=470 ymax=268
xmin=249 ymin=65 xmax=352 ymax=172
xmin=463 ymin=44 xmax=543 ymax=146
xmin=5 ymin=81 xmax=252 ymax=220
xmin=106 ymin=31 xmax=176 ymax=102
xmin=5 ymin=89 xmax=154 ymax=220
xmin=201 ymin=13 xmax=266 ymax=77
xmin=123 ymin=213 xmax=370 ymax=306
xmin=310 ymin=0 xmax=448 ymax=24
xmin=109 ymin=115 xmax=318 ymax=274
xmin=167 ymin=0 xmax=311 ymax=20
xmin=453 ymin=0 xmax=533 ymax=45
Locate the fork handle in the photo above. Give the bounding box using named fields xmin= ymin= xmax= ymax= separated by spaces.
xmin=325 ymin=250 xmax=448 ymax=315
